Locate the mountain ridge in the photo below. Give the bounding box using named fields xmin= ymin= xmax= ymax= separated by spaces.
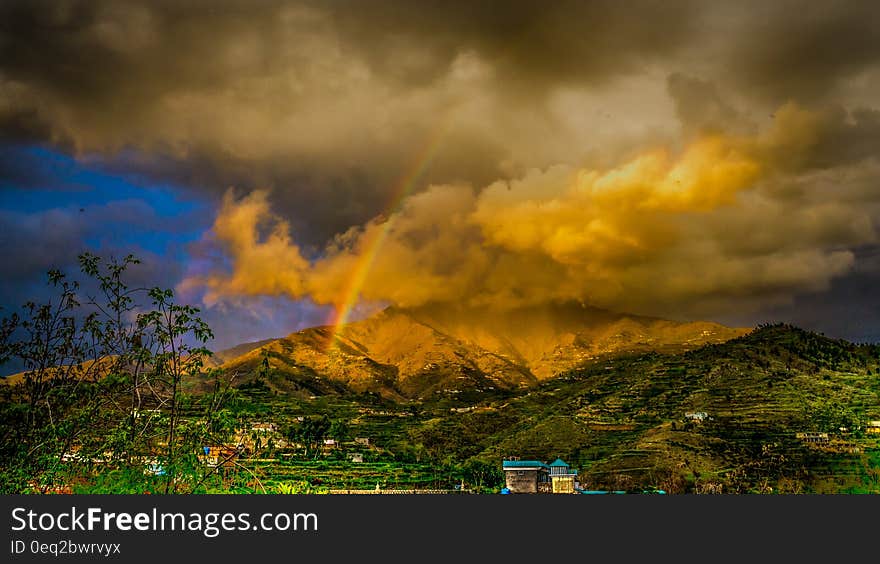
xmin=217 ymin=302 xmax=751 ymax=399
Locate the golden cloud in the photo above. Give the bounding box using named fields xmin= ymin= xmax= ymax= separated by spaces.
xmin=182 ymin=103 xmax=878 ymax=318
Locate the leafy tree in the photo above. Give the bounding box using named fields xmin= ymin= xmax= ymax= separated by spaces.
xmin=329 ymin=419 xmax=350 ymax=442
xmin=0 ymin=254 xmax=238 ymax=493
xmin=288 ymin=415 xmax=331 ymax=459
xmin=457 ymin=459 xmax=503 ymax=492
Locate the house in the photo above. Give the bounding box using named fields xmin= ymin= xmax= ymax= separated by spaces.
xmin=796 ymin=432 xmax=829 ymax=444
xmin=502 ymin=458 xmax=550 ymax=493
xmin=502 ymin=457 xmax=579 ymax=494
xmin=233 ymin=422 xmax=286 ymax=453
xmin=685 ymin=411 xmax=708 ymax=422
xmin=200 ymin=445 xmax=240 ymax=469
xmin=548 ymin=458 xmax=579 ymax=494
xmin=142 ymin=457 xmax=165 ymax=476
xmin=867 ymin=421 xmax=880 ymax=435
xmin=354 ymin=437 xmax=370 ymax=446
xmin=350 ymin=453 xmax=364 ymax=463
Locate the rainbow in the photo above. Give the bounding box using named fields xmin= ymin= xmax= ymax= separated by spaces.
xmin=325 ymin=119 xmax=451 ymax=349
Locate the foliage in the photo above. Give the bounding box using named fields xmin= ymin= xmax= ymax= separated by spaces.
xmin=456 ymin=459 xmax=503 ymax=492
xmin=287 ymin=415 xmax=331 ymax=458
xmin=272 ymin=480 xmax=329 ymax=494
xmin=0 ymin=254 xmax=239 ymax=494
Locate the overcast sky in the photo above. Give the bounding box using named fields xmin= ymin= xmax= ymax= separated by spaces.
xmin=1 ymin=0 xmax=878 ymax=349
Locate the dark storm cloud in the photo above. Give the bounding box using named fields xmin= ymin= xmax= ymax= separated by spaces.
xmin=666 ymin=73 xmax=748 ymax=136
xmin=324 ymin=0 xmax=701 ymax=89
xmin=0 ymin=0 xmax=704 ymax=242
xmin=2 ymin=0 xmax=878 ymax=241
xmin=717 ymin=1 xmax=880 ymax=104
xmin=0 ymin=0 xmax=701 ymax=102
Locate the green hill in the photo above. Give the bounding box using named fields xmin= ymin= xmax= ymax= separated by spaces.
xmin=223 ymin=323 xmax=880 ymax=493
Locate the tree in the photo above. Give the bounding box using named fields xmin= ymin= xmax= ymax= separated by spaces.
xmin=258 ymin=351 xmax=271 ymax=381
xmin=0 ymin=253 xmax=237 ymax=494
xmin=457 ymin=459 xmax=503 ymax=492
xmin=329 ymin=419 xmax=350 ymax=442
xmin=137 ymin=287 xmax=215 ymax=493
xmin=289 ymin=415 xmax=331 ymax=459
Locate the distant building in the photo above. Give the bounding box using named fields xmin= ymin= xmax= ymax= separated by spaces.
xmin=867 ymin=421 xmax=880 ymax=435
xmin=200 ymin=445 xmax=240 ymax=469
xmin=548 ymin=458 xmax=579 ymax=494
xmin=354 ymin=437 xmax=370 ymax=446
xmin=685 ymin=411 xmax=708 ymax=422
xmin=350 ymin=453 xmax=364 ymax=463
xmin=502 ymin=459 xmax=549 ymax=493
xmin=502 ymin=457 xmax=579 ymax=494
xmin=796 ymin=432 xmax=829 ymax=444
xmin=233 ymin=421 xmax=285 ymax=452
xmin=143 ymin=458 xmax=165 ymax=476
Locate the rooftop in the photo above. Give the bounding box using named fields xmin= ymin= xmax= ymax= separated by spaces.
xmin=502 ymin=460 xmax=550 ymax=470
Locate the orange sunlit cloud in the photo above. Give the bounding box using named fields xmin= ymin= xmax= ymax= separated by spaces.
xmin=181 ymin=103 xmax=877 ymax=318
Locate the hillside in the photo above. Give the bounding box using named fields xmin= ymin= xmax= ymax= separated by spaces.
xmin=206 ymin=338 xmax=279 ymax=367
xmin=394 ymin=325 xmax=880 ymax=493
xmin=216 ymin=302 xmax=749 ymax=399
xmin=221 ymin=324 xmax=880 ymax=494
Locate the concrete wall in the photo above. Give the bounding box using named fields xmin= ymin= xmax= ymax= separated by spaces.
xmin=505 ymin=469 xmax=539 ymax=493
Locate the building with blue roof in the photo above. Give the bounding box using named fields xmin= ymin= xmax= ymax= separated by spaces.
xmin=502 ymin=459 xmax=550 ymax=493
xmin=548 ymin=458 xmax=578 ymax=493
xmin=502 ymin=457 xmax=579 ymax=493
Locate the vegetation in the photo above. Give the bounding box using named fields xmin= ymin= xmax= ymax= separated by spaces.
xmin=0 ymin=254 xmax=237 ymax=494
xmin=2 ymin=256 xmax=879 ymax=494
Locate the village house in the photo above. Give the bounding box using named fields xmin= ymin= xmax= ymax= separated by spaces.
xmin=796 ymin=432 xmax=830 ymax=444
xmin=321 ymin=438 xmax=338 ymax=454
xmin=549 ymin=458 xmax=578 ymax=494
xmin=200 ymin=445 xmax=240 ymax=470
xmin=233 ymin=422 xmax=286 ymax=453
xmin=866 ymin=421 xmax=880 ymax=435
xmin=502 ymin=457 xmax=579 ymax=494
xmin=250 ymin=422 xmax=278 ymax=433
xmin=502 ymin=459 xmax=550 ymax=493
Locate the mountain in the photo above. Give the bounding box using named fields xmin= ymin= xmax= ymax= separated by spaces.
xmin=391 ymin=324 xmax=880 ymax=493
xmin=216 ymin=302 xmax=750 ymax=399
xmin=221 ymin=323 xmax=880 ymax=493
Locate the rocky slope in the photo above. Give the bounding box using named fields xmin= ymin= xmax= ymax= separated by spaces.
xmin=218 ymin=302 xmax=750 ymax=399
